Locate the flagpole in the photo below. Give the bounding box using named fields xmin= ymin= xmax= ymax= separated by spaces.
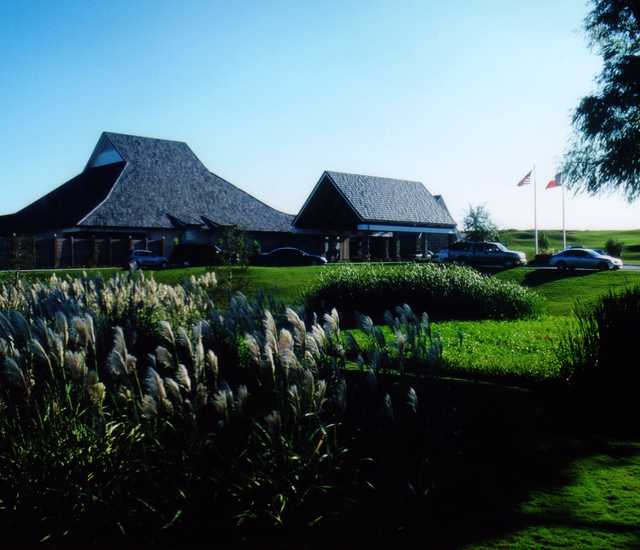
xmin=533 ymin=164 xmax=538 ymax=255
xmin=562 ymin=182 xmax=566 ymax=249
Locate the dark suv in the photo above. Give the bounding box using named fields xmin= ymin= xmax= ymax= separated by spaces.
xmin=438 ymin=241 xmax=527 ymax=268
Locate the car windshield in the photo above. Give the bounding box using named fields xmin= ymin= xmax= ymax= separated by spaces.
xmin=583 ymin=249 xmax=600 ymax=257
xmin=493 ymin=243 xmax=508 ymax=252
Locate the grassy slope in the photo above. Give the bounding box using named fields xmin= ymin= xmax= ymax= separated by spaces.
xmin=467 ymin=440 xmax=640 ymax=549
xmin=495 ymin=267 xmax=640 ymax=316
xmin=500 ymin=228 xmax=640 ymax=263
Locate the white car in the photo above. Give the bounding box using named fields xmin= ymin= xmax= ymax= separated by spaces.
xmin=549 ymin=248 xmax=623 ymax=271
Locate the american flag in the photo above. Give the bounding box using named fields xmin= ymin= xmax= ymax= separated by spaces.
xmin=517 ymin=170 xmax=532 ymax=186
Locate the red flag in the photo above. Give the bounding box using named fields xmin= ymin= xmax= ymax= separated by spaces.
xmin=517 ymin=170 xmax=532 ymax=186
xmin=546 ymin=172 xmax=562 ymax=189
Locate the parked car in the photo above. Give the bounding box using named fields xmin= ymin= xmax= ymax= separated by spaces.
xmin=128 ymin=249 xmax=169 ymax=269
xmin=414 ymin=250 xmax=434 ymax=262
xmin=253 ymin=247 xmax=327 ymax=266
xmin=170 ymin=242 xmax=222 ymax=267
xmin=549 ymin=248 xmax=623 ymax=271
xmin=437 ymin=241 xmax=526 ymax=268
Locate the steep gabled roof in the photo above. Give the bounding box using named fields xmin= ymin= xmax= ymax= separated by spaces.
xmin=79 ymin=132 xmax=294 ymax=232
xmin=294 ymin=171 xmax=456 ymax=228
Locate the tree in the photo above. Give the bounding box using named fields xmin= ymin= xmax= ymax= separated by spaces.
xmin=538 ymin=232 xmax=550 ymax=252
xmin=216 ymin=226 xmax=260 ymax=267
xmin=462 ymin=205 xmax=499 ymax=242
xmin=562 ymin=0 xmax=640 ymax=200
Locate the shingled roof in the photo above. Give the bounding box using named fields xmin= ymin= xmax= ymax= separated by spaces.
xmin=294 ymin=171 xmax=456 ymax=228
xmin=79 ymin=132 xmax=294 ymax=232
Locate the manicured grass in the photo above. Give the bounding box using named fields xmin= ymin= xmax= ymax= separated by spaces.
xmin=500 ymin=228 xmax=640 ymax=263
xmin=4 ymin=264 xmax=640 ymax=318
xmin=495 ymin=267 xmax=640 ymax=316
xmin=467 ymin=440 xmax=640 ymax=549
xmin=436 ymin=317 xmax=569 ymax=385
xmin=348 ymin=316 xmax=570 ymax=386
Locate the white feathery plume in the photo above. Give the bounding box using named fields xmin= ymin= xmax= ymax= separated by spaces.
xmin=144 ymin=367 xmax=167 ymax=402
xmin=243 ymin=334 xmax=261 ymax=363
xmin=64 ymin=351 xmax=87 ymax=382
xmin=141 ymin=395 xmax=158 ymax=418
xmin=285 ymin=308 xmax=306 ymax=349
xmin=278 ymin=329 xmax=294 ymax=354
xmin=164 ymin=377 xmax=183 ymax=406
xmin=176 ymin=364 xmax=192 ymax=392
xmin=157 ymin=321 xmax=175 ymax=348
xmin=206 ymin=350 xmax=219 ymax=385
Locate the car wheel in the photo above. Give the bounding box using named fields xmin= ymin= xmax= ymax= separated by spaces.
xmin=129 ymin=260 xmax=139 ymax=271
xmin=556 ymin=261 xmax=566 ymax=271
xmin=161 ymin=261 xmax=168 ymax=269
xmin=597 ymin=262 xmax=609 ymax=271
xmin=457 ymin=256 xmax=467 ymax=265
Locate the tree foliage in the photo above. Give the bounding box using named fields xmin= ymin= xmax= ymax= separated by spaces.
xmin=216 ymin=226 xmax=260 ymax=267
xmin=462 ymin=205 xmax=499 ymax=242
xmin=563 ymin=0 xmax=640 ymax=200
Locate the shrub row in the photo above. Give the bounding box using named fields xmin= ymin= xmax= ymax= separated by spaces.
xmin=306 ymin=263 xmax=542 ymax=325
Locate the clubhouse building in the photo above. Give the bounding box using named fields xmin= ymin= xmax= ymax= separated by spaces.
xmin=0 ymin=132 xmax=457 ymax=267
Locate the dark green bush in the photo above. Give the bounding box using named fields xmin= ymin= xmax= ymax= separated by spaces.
xmin=558 ymin=285 xmax=640 ymax=424
xmin=604 ymin=238 xmax=624 ymax=257
xmin=305 ymin=263 xmax=541 ymax=325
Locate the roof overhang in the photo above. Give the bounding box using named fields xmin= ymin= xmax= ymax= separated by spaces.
xmin=357 ymin=224 xmax=457 ymax=234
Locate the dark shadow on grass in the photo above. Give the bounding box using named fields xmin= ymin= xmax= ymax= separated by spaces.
xmin=331 ymin=372 xmax=640 ymax=548
xmin=521 ymin=268 xmax=597 ymax=287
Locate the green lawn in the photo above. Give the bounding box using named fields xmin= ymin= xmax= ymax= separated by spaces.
xmin=348 ymin=316 xmax=570 ymax=387
xmin=495 ymin=267 xmax=640 ymax=316
xmin=466 ymin=440 xmax=640 ymax=549
xmin=500 ymin=228 xmax=640 ymax=263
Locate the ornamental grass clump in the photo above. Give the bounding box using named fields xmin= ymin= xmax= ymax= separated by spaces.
xmin=0 ymin=271 xmax=435 ymax=542
xmin=306 ymin=263 xmax=541 ymax=326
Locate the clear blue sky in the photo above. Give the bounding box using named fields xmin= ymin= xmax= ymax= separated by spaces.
xmin=1 ymin=0 xmax=638 ymax=229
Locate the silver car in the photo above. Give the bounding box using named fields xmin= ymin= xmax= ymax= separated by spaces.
xmin=549 ymin=248 xmax=623 ymax=271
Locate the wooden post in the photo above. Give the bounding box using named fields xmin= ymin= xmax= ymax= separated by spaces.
xmin=365 ymin=235 xmax=371 ymax=261
xmin=416 ymin=233 xmax=423 ymax=256
xmin=108 ymin=238 xmax=113 ymax=266
xmin=394 ymin=234 xmax=401 ymax=261
xmin=70 ymin=236 xmax=75 ymax=268
xmin=161 ymin=236 xmax=166 ymax=257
